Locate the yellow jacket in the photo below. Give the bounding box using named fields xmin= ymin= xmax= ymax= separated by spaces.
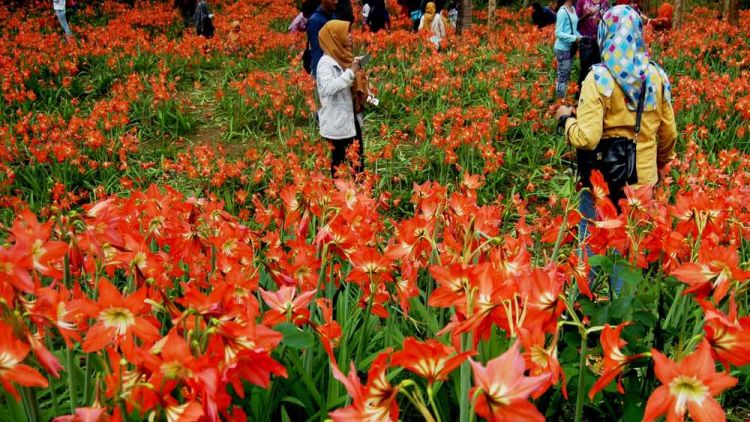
xmin=565 ymin=70 xmax=678 ymax=187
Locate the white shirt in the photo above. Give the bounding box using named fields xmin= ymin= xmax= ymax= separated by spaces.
xmin=316 ymin=55 xmax=359 ymax=140
xmin=53 ymin=0 xmax=66 ymax=11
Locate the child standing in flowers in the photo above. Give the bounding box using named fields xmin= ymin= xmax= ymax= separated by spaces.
xmin=556 ymin=5 xmax=677 ymax=294
xmin=53 ymin=0 xmax=73 ymax=39
xmin=316 ymin=20 xmax=368 ymax=176
xmin=554 ymin=0 xmax=581 ymax=99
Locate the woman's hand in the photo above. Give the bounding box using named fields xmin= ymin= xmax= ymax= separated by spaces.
xmin=555 ymin=105 xmax=576 ymax=119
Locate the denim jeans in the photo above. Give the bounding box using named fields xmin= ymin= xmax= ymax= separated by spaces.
xmin=578 ymin=191 xmax=624 ymax=295
xmin=555 ymin=49 xmax=573 ymax=99
xmin=55 ymin=10 xmax=72 ymax=36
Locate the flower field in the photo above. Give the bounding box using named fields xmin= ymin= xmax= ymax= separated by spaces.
xmin=1 ymin=0 xmax=750 ymax=421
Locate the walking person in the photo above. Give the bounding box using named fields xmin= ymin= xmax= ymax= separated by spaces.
xmin=316 ymin=20 xmax=368 ymax=176
xmin=307 ymin=0 xmax=338 ymax=78
xmin=554 ymin=0 xmax=581 ymax=99
xmin=555 ymin=5 xmax=677 ymax=295
xmin=53 ymin=0 xmax=73 ymax=39
xmin=576 ymin=0 xmax=609 ymax=92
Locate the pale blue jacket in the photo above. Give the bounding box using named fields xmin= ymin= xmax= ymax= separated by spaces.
xmin=554 ymin=6 xmax=581 ymax=52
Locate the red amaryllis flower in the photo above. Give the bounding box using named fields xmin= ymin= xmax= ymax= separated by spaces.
xmin=0 ymin=244 xmax=34 ymax=293
xmin=314 ymin=298 xmax=342 ymax=358
xmin=469 ymin=341 xmax=550 ymax=422
xmin=671 ymin=245 xmax=749 ymax=302
xmin=699 ymin=297 xmax=750 ymax=368
xmin=82 ymin=278 xmax=161 ymax=355
xmin=391 ymin=337 xmax=473 ymax=385
xmin=428 ymin=263 xmax=474 ymax=308
xmin=518 ymin=327 xmax=565 ymax=398
xmin=259 ymin=286 xmax=316 ymax=326
xmin=589 ymin=323 xmax=647 ymax=399
xmin=52 ymin=407 xmax=108 ymax=422
xmin=346 ymin=247 xmax=393 ymax=285
xmin=329 ymin=351 xmax=399 ymax=422
xmin=644 ymin=340 xmax=737 ymax=422
xmin=0 ymin=323 xmax=48 ymax=399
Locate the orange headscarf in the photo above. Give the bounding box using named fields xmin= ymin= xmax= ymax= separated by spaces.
xmin=318 ymin=20 xmax=354 ymax=69
xmin=318 ymin=20 xmax=369 ymax=113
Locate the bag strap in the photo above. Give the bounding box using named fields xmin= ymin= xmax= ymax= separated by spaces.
xmin=634 ymin=80 xmax=647 ymax=134
xmin=564 ymin=8 xmax=574 ymax=36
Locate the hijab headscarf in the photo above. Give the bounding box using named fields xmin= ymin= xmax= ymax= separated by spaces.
xmin=318 ymin=20 xmax=354 ymax=69
xmin=422 ymin=2 xmax=437 ymax=30
xmin=318 ymin=20 xmax=369 ymax=113
xmin=593 ymin=5 xmax=670 ymax=111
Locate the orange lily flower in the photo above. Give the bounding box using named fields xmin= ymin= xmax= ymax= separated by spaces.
xmin=391 ymin=337 xmax=473 ymax=384
xmin=470 ymin=341 xmax=550 ymax=422
xmin=644 ymin=340 xmax=737 ymax=422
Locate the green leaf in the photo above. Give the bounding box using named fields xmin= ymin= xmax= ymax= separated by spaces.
xmin=609 ymin=295 xmax=634 ymax=319
xmin=274 ymin=323 xmax=315 ymax=350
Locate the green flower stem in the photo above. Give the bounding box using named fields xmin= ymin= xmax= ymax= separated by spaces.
xmin=574 ymin=333 xmax=589 ymax=422
xmin=66 ymin=344 xmax=78 ymax=414
xmin=427 ymin=384 xmax=442 ymax=422
xmin=458 ymin=333 xmax=472 ymax=422
xmin=355 ymin=275 xmax=376 ymax=367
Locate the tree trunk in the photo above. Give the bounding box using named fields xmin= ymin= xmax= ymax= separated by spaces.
xmin=488 ymin=0 xmax=497 ymax=29
xmin=724 ymin=0 xmax=740 ymax=25
xmin=456 ymin=0 xmax=472 ymax=35
xmin=673 ymin=0 xmax=683 ymax=28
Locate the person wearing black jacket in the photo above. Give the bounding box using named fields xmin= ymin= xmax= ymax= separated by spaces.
xmin=336 ymin=0 xmax=355 ymax=22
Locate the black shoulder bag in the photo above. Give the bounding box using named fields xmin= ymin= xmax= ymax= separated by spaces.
xmin=575 ymin=82 xmax=646 ymax=206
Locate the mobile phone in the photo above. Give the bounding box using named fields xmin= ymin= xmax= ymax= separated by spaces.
xmin=359 ymin=53 xmax=371 ymax=67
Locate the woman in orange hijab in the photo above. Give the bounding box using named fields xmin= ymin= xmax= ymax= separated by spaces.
xmin=316 ymin=20 xmax=369 ymax=176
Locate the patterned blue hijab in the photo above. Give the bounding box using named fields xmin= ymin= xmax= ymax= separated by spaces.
xmin=592 ymin=5 xmax=671 ymax=111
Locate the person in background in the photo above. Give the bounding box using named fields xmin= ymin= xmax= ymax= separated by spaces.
xmin=555 ymin=5 xmax=677 ymax=295
xmin=531 ymin=2 xmax=557 ymax=28
xmin=554 ymin=0 xmax=581 ymax=99
xmin=316 ymin=20 xmax=368 ymax=176
xmin=366 ymin=0 xmax=391 ymax=32
xmin=193 ymin=0 xmax=215 ymax=38
xmin=53 ymin=0 xmax=73 ymax=38
xmin=648 ymin=2 xmax=673 ymax=31
xmin=175 ymin=0 xmax=197 ymax=26
xmin=336 ymin=0 xmax=355 ymax=22
xmin=308 ymin=0 xmax=338 ymax=78
xmin=447 ymin=2 xmax=458 ymax=27
xmin=419 ymin=2 xmax=447 ymax=47
xmin=408 ymin=0 xmax=423 ymax=31
xmin=575 ymin=0 xmax=609 ymax=92
xmin=290 ymin=1 xmax=318 ymax=32
xmin=362 ymin=0 xmax=371 ymax=26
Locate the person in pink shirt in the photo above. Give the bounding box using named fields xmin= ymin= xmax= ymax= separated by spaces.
xmin=575 ymin=0 xmax=609 ymax=93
